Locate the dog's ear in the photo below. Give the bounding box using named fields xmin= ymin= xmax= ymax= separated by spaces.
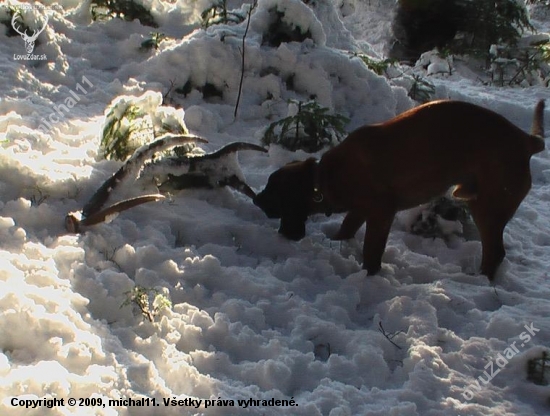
xmin=286 ymin=158 xmax=317 ymax=190
xmin=254 ymin=162 xmax=295 ymax=218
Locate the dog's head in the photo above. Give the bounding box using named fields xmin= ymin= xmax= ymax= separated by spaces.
xmin=254 ymin=158 xmax=319 ymax=240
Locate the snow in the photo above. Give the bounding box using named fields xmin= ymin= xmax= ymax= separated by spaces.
xmin=1 ymin=0 xmax=550 ymax=415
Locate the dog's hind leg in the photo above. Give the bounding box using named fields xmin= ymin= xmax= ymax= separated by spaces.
xmin=467 ymin=175 xmax=531 ymax=280
xmin=333 ymin=211 xmax=366 ymax=240
xmin=469 ymin=202 xmax=507 ymax=280
xmin=363 ymin=208 xmax=396 ymax=275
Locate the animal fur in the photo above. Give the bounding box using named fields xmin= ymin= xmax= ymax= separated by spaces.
xmin=254 ymin=100 xmax=545 ymax=280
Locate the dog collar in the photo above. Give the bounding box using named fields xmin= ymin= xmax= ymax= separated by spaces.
xmin=312 ymin=188 xmax=323 ymax=203
xmin=312 ymin=161 xmax=325 ymax=204
xmin=311 ymin=160 xmax=335 ymax=216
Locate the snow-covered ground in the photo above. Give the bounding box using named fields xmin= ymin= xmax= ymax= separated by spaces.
xmin=1 ymin=0 xmax=550 ymax=415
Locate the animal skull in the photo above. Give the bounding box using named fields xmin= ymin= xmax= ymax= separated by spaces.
xmin=11 ymin=12 xmax=49 ymax=54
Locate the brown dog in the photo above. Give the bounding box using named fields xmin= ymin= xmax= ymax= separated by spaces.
xmin=254 ymin=100 xmax=546 ymax=280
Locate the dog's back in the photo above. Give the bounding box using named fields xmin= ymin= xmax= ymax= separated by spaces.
xmin=350 ymin=100 xmax=543 ymax=159
xmin=321 ymin=100 xmax=545 ymax=210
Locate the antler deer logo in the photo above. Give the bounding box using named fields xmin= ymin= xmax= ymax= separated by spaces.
xmin=11 ymin=12 xmax=49 ymax=54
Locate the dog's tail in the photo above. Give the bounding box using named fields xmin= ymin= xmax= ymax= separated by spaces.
xmin=528 ymin=99 xmax=545 ymax=155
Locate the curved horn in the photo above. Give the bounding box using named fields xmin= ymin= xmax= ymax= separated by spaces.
xmin=134 ymin=134 xmax=207 ymax=157
xmin=196 ymin=142 xmax=267 ymax=160
xmin=81 ymin=194 xmax=165 ymax=226
xmin=66 ymin=194 xmax=165 ymax=233
xmin=82 ymin=134 xmax=207 ymax=217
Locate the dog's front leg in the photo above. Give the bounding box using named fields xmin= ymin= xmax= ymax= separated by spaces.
xmin=333 ymin=211 xmax=366 ymax=240
xmin=363 ymin=209 xmax=396 ymax=275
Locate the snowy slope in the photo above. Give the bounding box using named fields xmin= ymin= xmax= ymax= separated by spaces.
xmin=1 ymin=0 xmax=550 ymax=415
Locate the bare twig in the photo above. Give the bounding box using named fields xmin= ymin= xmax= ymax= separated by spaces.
xmin=162 ymin=78 xmax=177 ymax=105
xmin=27 ymin=186 xmax=49 ymax=206
xmin=378 ymin=321 xmax=404 ymax=350
xmin=234 ymin=0 xmax=257 ymax=120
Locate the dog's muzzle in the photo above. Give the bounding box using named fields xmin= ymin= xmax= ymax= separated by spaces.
xmin=254 ymin=187 xmax=306 ymax=241
xmin=253 ymin=191 xmax=281 ymax=219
